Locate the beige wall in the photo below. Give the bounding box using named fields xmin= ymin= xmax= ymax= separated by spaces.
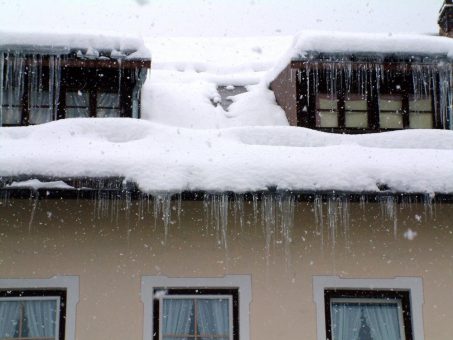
xmin=0 ymin=197 xmax=452 ymax=340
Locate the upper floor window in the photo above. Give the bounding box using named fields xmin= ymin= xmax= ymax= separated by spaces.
xmin=300 ymin=62 xmax=439 ymax=132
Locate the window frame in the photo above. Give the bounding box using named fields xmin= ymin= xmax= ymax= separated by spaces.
xmin=296 ymin=62 xmax=440 ymax=132
xmin=0 ymin=289 xmax=66 ymax=340
xmin=155 ymin=289 xmax=237 ymax=340
xmin=141 ymin=276 xmax=251 ymax=340
xmin=313 ymin=276 xmax=424 ymax=340
xmin=324 ymin=289 xmax=413 ymax=340
xmin=0 ymin=276 xmax=79 ymax=340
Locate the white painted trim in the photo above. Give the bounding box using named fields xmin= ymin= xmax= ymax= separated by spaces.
xmin=141 ymin=275 xmax=252 ymax=340
xmin=313 ymin=276 xmax=424 ymax=340
xmin=0 ymin=276 xmax=79 ymax=340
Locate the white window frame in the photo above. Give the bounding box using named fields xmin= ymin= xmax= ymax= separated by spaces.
xmin=141 ymin=275 xmax=252 ymax=340
xmin=313 ymin=276 xmax=424 ymax=340
xmin=0 ymin=276 xmax=79 ymax=340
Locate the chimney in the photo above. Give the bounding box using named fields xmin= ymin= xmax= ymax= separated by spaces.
xmin=439 ymin=0 xmax=453 ymax=37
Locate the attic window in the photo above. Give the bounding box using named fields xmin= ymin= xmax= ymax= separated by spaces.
xmin=409 ymin=96 xmax=433 ymax=129
xmin=96 ymin=92 xmax=120 ymax=118
xmin=379 ymin=94 xmax=404 ymax=129
xmin=1 ymin=89 xmax=22 ymax=125
xmin=316 ymin=93 xmax=339 ymax=128
xmin=344 ymin=94 xmax=368 ymax=128
xmin=65 ymin=91 xmax=90 ymax=118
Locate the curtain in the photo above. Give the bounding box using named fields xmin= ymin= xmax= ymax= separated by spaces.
xmin=331 ymin=302 xmax=402 ymax=340
xmin=29 ymin=90 xmax=52 ymax=125
xmin=65 ymin=91 xmax=89 ymax=118
xmin=162 ymin=299 xmax=194 ymax=339
xmin=363 ymin=304 xmax=401 ymax=340
xmin=24 ymin=300 xmax=57 ymax=338
xmin=197 ymin=299 xmax=229 ymax=337
xmin=0 ymin=301 xmax=20 ymax=339
xmin=1 ymin=90 xmax=22 ymax=125
xmin=331 ymin=303 xmax=362 ymax=340
xmin=96 ymin=93 xmax=120 ymax=118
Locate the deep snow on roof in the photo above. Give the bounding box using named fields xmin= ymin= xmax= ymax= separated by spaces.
xmin=1 ymin=34 xmax=453 ymax=195
xmin=0 ymin=30 xmax=150 ymax=58
xmin=267 ymin=30 xmax=453 ymax=83
xmin=289 ymin=31 xmax=453 ymax=58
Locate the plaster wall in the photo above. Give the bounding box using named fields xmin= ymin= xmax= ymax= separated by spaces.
xmin=0 ymin=198 xmax=452 ymax=340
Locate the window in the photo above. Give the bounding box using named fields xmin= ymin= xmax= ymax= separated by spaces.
xmin=325 ymin=289 xmax=412 ymax=340
xmin=1 ymin=88 xmax=22 ymax=125
xmin=156 ymin=289 xmax=236 ymax=340
xmin=96 ymin=92 xmax=120 ymax=118
xmin=141 ymin=276 xmax=251 ymax=340
xmin=0 ymin=277 xmax=79 ymax=340
xmin=313 ymin=276 xmax=424 ymax=340
xmin=0 ymin=290 xmax=65 ymax=340
xmin=316 ymin=93 xmax=339 ymax=128
xmin=298 ymin=61 xmax=441 ymax=131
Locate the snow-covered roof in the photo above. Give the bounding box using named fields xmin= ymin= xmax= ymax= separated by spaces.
xmin=1 ymin=35 xmax=453 ymax=196
xmin=289 ymin=31 xmax=453 ymax=58
xmin=0 ymin=30 xmax=151 ymax=59
xmin=267 ymin=30 xmax=453 ymax=84
xmin=1 ymin=119 xmax=453 ymax=195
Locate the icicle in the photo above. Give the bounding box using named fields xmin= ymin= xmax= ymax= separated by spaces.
xmin=28 ymin=194 xmax=39 ymax=232
xmin=0 ymin=52 xmax=4 ymax=125
xmin=313 ymin=194 xmax=324 ymax=249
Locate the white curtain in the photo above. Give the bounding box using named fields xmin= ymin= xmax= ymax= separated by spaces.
xmin=332 ymin=302 xmax=402 ymax=340
xmin=363 ymin=304 xmax=401 ymax=340
xmin=162 ymin=299 xmax=194 ymax=339
xmin=24 ymin=300 xmax=57 ymax=338
xmin=96 ymin=92 xmax=120 ymax=118
xmin=29 ymin=90 xmax=52 ymax=124
xmin=65 ymin=91 xmax=89 ymax=118
xmin=331 ymin=303 xmax=362 ymax=340
xmin=0 ymin=301 xmax=20 ymax=339
xmin=197 ymin=299 xmax=229 ymax=337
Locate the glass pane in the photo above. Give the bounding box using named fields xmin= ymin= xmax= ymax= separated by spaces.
xmin=345 ymin=112 xmax=368 ymax=128
xmin=197 ymin=299 xmax=229 ymax=336
xmin=380 ymin=112 xmax=403 ymax=129
xmin=409 ymin=98 xmax=432 ymax=112
xmin=0 ymin=301 xmax=20 ymax=339
xmin=97 ymin=93 xmax=120 ymax=109
xmin=162 ymin=299 xmax=195 ymax=336
xmin=1 ymin=107 xmax=21 ymax=125
xmin=23 ymin=300 xmax=58 ymax=338
xmin=163 ymin=337 xmax=191 ymax=340
xmin=97 ymin=109 xmax=120 ymax=118
xmin=409 ymin=113 xmax=433 ymax=129
xmin=66 ymin=91 xmax=90 ymax=118
xmin=318 ymin=97 xmax=337 ymax=111
xmin=331 ymin=301 xmax=403 ymax=340
xmin=1 ymin=90 xmax=22 ymax=106
xmin=345 ymin=99 xmax=367 ymax=111
xmin=66 ymin=91 xmax=89 ymax=107
xmin=379 ymin=98 xmax=402 ymax=111
xmin=316 ymin=111 xmax=338 ymax=128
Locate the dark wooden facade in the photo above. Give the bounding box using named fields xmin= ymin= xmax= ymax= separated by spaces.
xmin=0 ymin=50 xmax=151 ymax=126
xmin=439 ymin=0 xmax=453 ymax=37
xmin=270 ymin=55 xmax=452 ymax=133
